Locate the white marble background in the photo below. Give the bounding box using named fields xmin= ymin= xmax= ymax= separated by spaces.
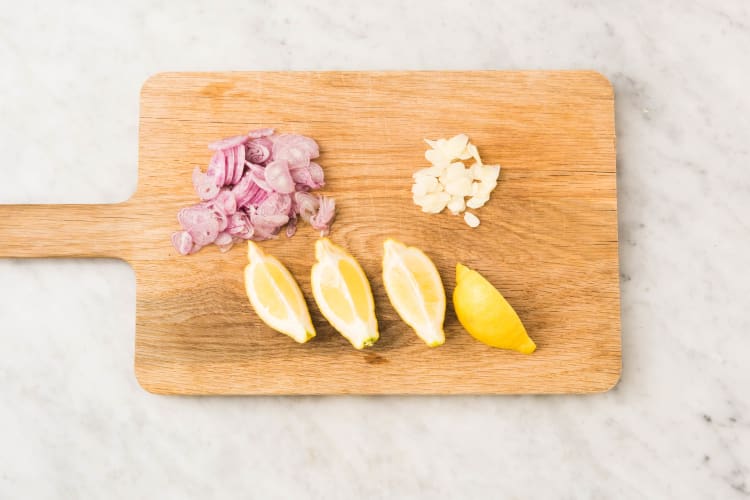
xmin=1 ymin=0 xmax=748 ymax=498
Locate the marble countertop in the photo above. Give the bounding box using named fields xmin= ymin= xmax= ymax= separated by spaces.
xmin=1 ymin=1 xmax=748 ymax=498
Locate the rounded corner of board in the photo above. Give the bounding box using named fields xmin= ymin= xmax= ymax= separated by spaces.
xmin=140 ymin=72 xmax=175 ymax=98
xmin=589 ymin=367 xmax=622 ymax=395
xmin=133 ymin=364 xmax=168 ymax=395
xmin=585 ymin=70 xmax=615 ymax=100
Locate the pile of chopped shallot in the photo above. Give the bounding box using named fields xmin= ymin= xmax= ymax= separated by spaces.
xmin=172 ymin=128 xmax=336 ymax=255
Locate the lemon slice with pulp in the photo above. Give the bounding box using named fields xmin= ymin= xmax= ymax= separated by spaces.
xmin=311 ymin=238 xmax=379 ymax=349
xmin=382 ymin=239 xmax=446 ymax=347
xmin=244 ymin=241 xmax=315 ymax=343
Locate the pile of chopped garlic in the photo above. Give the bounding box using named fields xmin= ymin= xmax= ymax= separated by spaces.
xmin=411 ymin=134 xmax=500 ymax=227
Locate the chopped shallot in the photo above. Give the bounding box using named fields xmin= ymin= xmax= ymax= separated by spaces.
xmin=172 ymin=128 xmax=336 ymax=255
xmin=264 ymin=160 xmax=296 ymax=194
xmin=208 ymin=134 xmax=248 ymax=151
xmin=310 ymin=196 xmax=336 ymax=236
xmin=247 ymin=137 xmax=272 ymax=164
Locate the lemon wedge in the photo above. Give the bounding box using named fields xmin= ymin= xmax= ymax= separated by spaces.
xmin=382 ymin=239 xmax=446 ymax=347
xmin=311 ymin=238 xmax=379 ymax=349
xmin=453 ymin=263 xmax=536 ymax=354
xmin=244 ymin=242 xmax=315 ymax=343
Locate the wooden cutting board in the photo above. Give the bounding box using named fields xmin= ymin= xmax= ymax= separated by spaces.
xmin=0 ymin=71 xmax=620 ymax=395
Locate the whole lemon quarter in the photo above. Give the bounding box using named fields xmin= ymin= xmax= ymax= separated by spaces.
xmin=453 ymin=263 xmax=536 ymax=354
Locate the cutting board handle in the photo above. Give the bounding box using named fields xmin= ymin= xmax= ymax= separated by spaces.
xmin=0 ymin=203 xmax=133 ymax=260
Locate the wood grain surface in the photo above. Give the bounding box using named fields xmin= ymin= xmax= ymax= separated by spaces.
xmin=0 ymin=71 xmax=621 ymax=394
